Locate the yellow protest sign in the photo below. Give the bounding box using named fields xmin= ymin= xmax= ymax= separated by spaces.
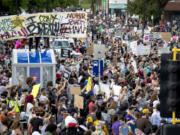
xmin=86 ymin=77 xmax=92 ymax=91
xmin=31 ymin=84 xmax=41 ymax=98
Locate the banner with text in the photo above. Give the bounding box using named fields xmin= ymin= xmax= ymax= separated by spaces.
xmin=0 ymin=12 xmax=87 ymax=40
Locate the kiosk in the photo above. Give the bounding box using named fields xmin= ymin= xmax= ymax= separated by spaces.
xmin=12 ymin=49 xmax=56 ymax=88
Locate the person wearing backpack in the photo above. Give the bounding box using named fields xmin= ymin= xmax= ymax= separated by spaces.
xmin=86 ymin=106 xmax=97 ymax=125
xmin=94 ymin=111 xmax=109 ymax=135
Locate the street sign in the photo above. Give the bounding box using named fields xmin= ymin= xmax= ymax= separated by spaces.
xmin=93 ymin=60 xmax=103 ymax=76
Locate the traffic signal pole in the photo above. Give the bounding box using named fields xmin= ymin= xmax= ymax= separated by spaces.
xmin=172 ymin=47 xmax=180 ymax=125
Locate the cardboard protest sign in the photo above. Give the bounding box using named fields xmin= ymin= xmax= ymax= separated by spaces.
xmin=0 ymin=12 xmax=87 ymax=40
xmin=161 ymin=32 xmax=171 ymax=42
xmin=112 ymin=56 xmax=117 ymax=66
xmin=70 ymin=87 xmax=81 ymax=95
xmin=74 ymin=95 xmax=84 ymax=109
xmin=86 ymin=46 xmax=93 ymax=55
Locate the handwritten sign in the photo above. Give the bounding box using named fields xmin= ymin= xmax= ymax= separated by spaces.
xmin=70 ymin=87 xmax=81 ymax=95
xmin=136 ymin=45 xmax=151 ymax=56
xmin=0 ymin=12 xmax=87 ymax=40
xmin=153 ymin=32 xmax=161 ymax=39
xmin=143 ymin=34 xmax=150 ymax=43
xmin=74 ymin=95 xmax=84 ymax=109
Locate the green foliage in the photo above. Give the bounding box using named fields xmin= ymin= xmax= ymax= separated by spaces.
xmin=1 ymin=0 xmax=79 ymax=15
xmin=127 ymin=0 xmax=169 ymax=22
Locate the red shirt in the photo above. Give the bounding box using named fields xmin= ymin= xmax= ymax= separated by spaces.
xmin=89 ymin=102 xmax=94 ymax=114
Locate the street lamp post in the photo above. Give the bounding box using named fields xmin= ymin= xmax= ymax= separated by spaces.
xmin=46 ymin=0 xmax=50 ymax=12
xmin=143 ymin=0 xmax=146 ymax=37
xmin=16 ymin=0 xmax=18 ymax=14
xmin=158 ymin=0 xmax=161 ymax=24
xmin=91 ymin=0 xmax=95 ymax=15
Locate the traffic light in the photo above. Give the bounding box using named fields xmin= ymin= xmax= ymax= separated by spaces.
xmin=160 ymin=54 xmax=180 ymax=118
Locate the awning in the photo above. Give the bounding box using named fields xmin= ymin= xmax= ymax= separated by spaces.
xmin=164 ymin=2 xmax=180 ymax=11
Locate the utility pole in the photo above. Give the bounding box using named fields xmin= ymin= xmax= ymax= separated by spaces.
xmin=143 ymin=0 xmax=146 ymax=37
xmin=16 ymin=0 xmax=18 ymax=14
xmin=158 ymin=0 xmax=161 ymax=24
xmin=91 ymin=0 xmax=95 ymax=15
xmin=46 ymin=0 xmax=50 ymax=48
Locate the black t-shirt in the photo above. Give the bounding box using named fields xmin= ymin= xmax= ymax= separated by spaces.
xmin=30 ymin=117 xmax=43 ymax=132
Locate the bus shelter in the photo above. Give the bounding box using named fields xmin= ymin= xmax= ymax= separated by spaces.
xmin=12 ymin=49 xmax=56 ymax=88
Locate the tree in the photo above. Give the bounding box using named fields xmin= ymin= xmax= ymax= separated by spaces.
xmin=1 ymin=0 xmax=79 ymax=15
xmin=127 ymin=0 xmax=169 ymax=23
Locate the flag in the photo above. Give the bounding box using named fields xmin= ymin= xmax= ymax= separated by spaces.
xmin=86 ymin=77 xmax=92 ymax=91
xmin=31 ymin=84 xmax=41 ymax=98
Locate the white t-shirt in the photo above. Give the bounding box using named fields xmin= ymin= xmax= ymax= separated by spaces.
xmin=93 ymin=84 xmax=100 ymax=95
xmin=26 ymin=103 xmax=34 ymax=117
xmin=39 ymin=95 xmax=48 ymax=102
xmin=32 ymin=131 xmax=41 ymax=135
xmin=59 ymin=65 xmax=65 ymax=73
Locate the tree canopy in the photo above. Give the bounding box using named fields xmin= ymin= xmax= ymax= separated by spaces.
xmin=127 ymin=0 xmax=169 ymax=23
xmin=1 ymin=0 xmax=79 ymax=15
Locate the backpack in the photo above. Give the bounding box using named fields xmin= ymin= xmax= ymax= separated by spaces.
xmin=86 ymin=114 xmax=96 ymax=124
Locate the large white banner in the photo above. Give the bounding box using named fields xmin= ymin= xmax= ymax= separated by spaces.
xmin=0 ymin=12 xmax=87 ymax=40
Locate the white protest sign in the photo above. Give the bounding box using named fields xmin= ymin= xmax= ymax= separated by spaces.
xmin=134 ymin=27 xmax=137 ymax=32
xmin=137 ymin=30 xmax=142 ymax=34
xmin=100 ymin=83 xmax=110 ymax=99
xmin=112 ymin=85 xmax=122 ymax=96
xmin=144 ymin=29 xmax=150 ymax=34
xmin=143 ymin=34 xmax=150 ymax=43
xmin=136 ymin=45 xmax=151 ymax=56
xmin=158 ymin=47 xmax=170 ymax=56
xmin=131 ymin=57 xmax=138 ymax=73
xmin=130 ymin=41 xmax=137 ymax=54
xmin=153 ymin=32 xmax=161 ymax=39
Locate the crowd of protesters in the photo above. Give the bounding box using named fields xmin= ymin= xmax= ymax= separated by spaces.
xmin=0 ymin=10 xmax=179 ymax=135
